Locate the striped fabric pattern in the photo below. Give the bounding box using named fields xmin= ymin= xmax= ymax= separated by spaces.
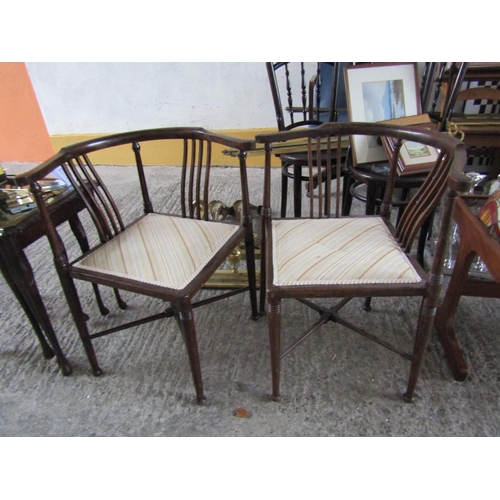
xmin=272 ymin=218 xmax=421 ymax=286
xmin=75 ymin=213 xmax=239 ymax=290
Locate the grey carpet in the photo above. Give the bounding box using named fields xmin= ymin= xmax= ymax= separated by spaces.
xmin=1 ymin=163 xmax=499 ymax=437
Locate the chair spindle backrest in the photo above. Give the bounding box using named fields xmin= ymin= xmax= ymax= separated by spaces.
xmin=266 ymin=62 xmax=342 ymax=132
xmin=61 ymin=153 xmax=126 ymax=243
xmin=18 ymin=128 xmax=255 ymax=264
xmin=179 ymin=138 xmax=213 ymax=220
xmin=258 ymin=122 xmax=469 ymax=252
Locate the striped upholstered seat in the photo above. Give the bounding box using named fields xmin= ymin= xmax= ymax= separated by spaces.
xmin=272 ymin=218 xmax=421 ymax=286
xmin=75 ymin=213 xmax=239 ymax=290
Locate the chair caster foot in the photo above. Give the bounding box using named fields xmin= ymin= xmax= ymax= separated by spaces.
xmin=270 ymin=394 xmax=281 ymax=402
xmin=92 ymin=367 xmax=103 ymax=377
xmin=196 ymin=395 xmax=207 ymax=406
xmin=251 ymin=313 xmax=260 ymax=321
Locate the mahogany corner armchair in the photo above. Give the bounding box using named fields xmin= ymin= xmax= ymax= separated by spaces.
xmin=15 ymin=127 xmax=259 ymax=405
xmin=255 ymin=122 xmax=471 ymax=403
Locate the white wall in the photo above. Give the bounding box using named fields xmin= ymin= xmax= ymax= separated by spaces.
xmin=26 ymin=62 xmax=427 ymax=137
xmin=26 ymin=62 xmax=277 ymax=135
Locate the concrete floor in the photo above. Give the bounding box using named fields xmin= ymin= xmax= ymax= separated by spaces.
xmin=1 ymin=164 xmax=500 ymax=438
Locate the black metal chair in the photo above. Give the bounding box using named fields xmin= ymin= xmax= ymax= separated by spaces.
xmin=266 ymin=62 xmax=348 ymax=217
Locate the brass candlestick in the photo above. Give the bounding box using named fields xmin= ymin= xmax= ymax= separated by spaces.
xmin=198 ymin=199 xmax=262 ymax=288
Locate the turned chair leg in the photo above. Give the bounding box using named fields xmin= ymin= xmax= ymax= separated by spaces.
xmin=244 ymin=235 xmax=260 ymax=321
xmin=58 ymin=270 xmax=102 ymax=376
xmin=268 ymin=298 xmax=282 ymax=402
xmin=293 ymin=163 xmax=302 ymax=217
xmin=342 ymin=174 xmax=355 ymax=216
xmin=404 ymin=304 xmax=435 ymax=402
xmin=174 ymin=301 xmax=206 ymax=405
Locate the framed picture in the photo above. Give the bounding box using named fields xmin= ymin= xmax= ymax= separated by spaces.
xmin=344 ymin=63 xmax=421 ymax=165
xmin=379 ymin=113 xmax=440 ymax=176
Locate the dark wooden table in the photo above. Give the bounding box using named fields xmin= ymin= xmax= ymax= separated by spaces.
xmin=435 ymin=195 xmax=500 ymax=380
xmin=0 ymin=186 xmax=88 ymax=375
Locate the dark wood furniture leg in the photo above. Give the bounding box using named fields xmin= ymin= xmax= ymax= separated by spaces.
xmin=0 ymin=236 xmax=72 ymax=375
xmin=435 ymin=197 xmax=500 ymax=380
xmin=280 ymin=169 xmax=288 ymax=218
xmin=0 ymin=189 xmax=110 ymax=375
xmin=0 ymin=252 xmax=54 ymax=360
xmin=293 ymin=163 xmax=302 ymax=217
xmin=434 ymin=244 xmax=476 ymax=380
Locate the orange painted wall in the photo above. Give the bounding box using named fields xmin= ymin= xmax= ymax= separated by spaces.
xmin=0 ymin=62 xmax=55 ymax=162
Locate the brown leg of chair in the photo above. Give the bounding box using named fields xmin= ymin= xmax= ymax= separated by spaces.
xmin=57 ymin=269 xmax=102 ymax=376
xmin=174 ymin=301 xmax=206 ymax=405
xmin=293 ymin=163 xmax=302 ymax=217
xmin=268 ymin=298 xmax=282 ymax=402
xmin=365 ymin=182 xmax=378 ymax=215
xmin=244 ymin=234 xmax=259 ymax=321
xmin=404 ymin=300 xmax=435 ymax=402
xmin=113 ymin=289 xmax=128 ymax=310
xmin=342 ymin=173 xmax=354 ymax=216
xmin=259 ymin=228 xmax=267 ymax=316
xmin=281 ymin=167 xmax=288 ymax=218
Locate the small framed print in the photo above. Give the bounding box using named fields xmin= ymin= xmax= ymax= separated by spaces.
xmin=344 ymin=63 xmax=421 ymax=166
xmin=379 ymin=113 xmax=440 ymax=175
